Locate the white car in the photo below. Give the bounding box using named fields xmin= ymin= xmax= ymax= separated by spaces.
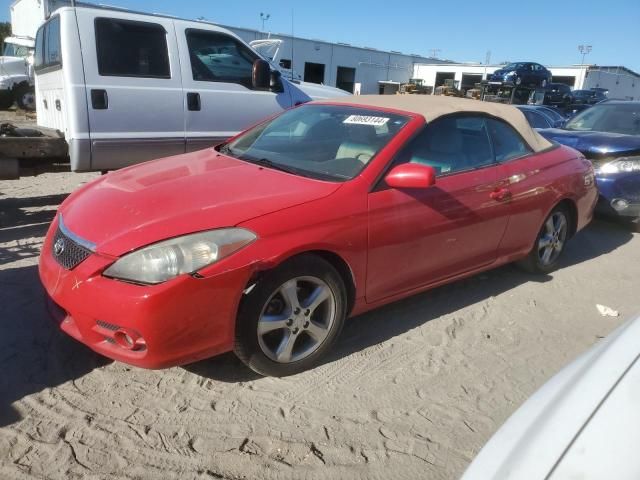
xmin=462 ymin=315 xmax=640 ymax=480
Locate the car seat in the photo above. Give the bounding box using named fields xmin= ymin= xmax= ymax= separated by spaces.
xmin=410 ymin=120 xmax=467 ymax=174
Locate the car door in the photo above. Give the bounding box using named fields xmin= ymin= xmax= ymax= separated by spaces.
xmin=366 ymin=115 xmax=511 ymax=302
xmin=485 ymin=118 xmax=551 ymax=255
xmin=76 ymin=9 xmax=186 ymax=170
xmin=174 ymin=21 xmax=293 ymax=152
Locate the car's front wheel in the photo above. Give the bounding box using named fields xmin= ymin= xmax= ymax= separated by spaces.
xmin=518 ymin=206 xmax=570 ymax=273
xmin=234 ymin=254 xmax=347 ymax=376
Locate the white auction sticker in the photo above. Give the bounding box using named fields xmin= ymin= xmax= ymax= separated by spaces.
xmin=343 ymin=115 xmax=389 ymax=126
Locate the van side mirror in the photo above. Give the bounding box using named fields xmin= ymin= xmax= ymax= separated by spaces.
xmin=252 ymin=59 xmax=271 ymax=91
xmin=385 ymin=163 xmax=436 ymax=189
xmin=270 ymin=69 xmax=284 ymax=93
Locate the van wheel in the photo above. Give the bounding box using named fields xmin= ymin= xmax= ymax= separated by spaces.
xmin=234 ymin=254 xmax=347 ymax=377
xmin=518 ymin=206 xmax=570 ymax=274
xmin=0 ymin=91 xmax=13 ymax=110
xmin=15 ymin=85 xmax=35 ymax=111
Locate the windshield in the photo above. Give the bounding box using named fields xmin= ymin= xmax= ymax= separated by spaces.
xmin=504 ymin=63 xmax=525 ymax=70
xmin=220 ymin=105 xmax=411 ymax=181
xmin=565 ymin=104 xmax=640 ymax=135
xmin=2 ymin=43 xmax=30 ymax=58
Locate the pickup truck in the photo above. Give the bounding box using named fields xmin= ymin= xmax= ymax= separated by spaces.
xmin=0 ymin=4 xmax=348 ymax=178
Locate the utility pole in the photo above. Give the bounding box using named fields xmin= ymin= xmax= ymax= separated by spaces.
xmin=429 ymin=48 xmax=441 ymax=59
xmin=484 ymin=50 xmax=491 ymax=80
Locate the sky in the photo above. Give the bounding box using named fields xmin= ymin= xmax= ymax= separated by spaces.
xmin=1 ymin=0 xmax=639 ymax=72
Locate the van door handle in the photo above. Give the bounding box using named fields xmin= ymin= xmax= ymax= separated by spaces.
xmin=187 ymin=92 xmax=201 ymax=111
xmin=91 ymin=89 xmax=108 ymax=110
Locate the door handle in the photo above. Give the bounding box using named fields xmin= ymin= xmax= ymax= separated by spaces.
xmin=490 ymin=188 xmax=512 ymax=201
xmin=187 ymin=92 xmax=201 ymax=111
xmin=91 ymin=89 xmax=108 ymax=110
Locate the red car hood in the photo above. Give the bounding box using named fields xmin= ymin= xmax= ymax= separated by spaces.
xmin=59 ymin=149 xmax=341 ymax=256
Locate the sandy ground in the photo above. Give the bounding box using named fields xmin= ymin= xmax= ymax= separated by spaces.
xmin=0 ymin=167 xmax=638 ymax=480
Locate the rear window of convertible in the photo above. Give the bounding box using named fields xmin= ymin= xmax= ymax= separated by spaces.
xmin=220 ymin=105 xmax=411 ymax=181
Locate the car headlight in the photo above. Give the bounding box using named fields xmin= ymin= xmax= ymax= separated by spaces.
xmin=597 ymin=156 xmax=640 ymax=174
xmin=103 ymin=228 xmax=257 ymax=284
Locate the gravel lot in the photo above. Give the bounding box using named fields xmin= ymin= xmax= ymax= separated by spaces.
xmin=0 ymin=166 xmax=637 ymax=480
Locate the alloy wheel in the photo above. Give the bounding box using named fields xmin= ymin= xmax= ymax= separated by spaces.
xmin=537 ymin=211 xmax=568 ymax=266
xmin=257 ymin=276 xmax=336 ymax=363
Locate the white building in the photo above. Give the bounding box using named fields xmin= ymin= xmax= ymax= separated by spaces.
xmin=224 ymin=26 xmax=450 ymax=95
xmin=412 ymin=63 xmax=640 ymax=100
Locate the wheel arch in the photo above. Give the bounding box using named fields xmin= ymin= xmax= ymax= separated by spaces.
xmin=249 ymin=249 xmax=357 ymax=316
xmin=555 ymin=197 xmax=579 ymax=238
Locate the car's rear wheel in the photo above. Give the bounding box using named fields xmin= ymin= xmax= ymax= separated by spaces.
xmin=234 ymin=254 xmax=347 ymax=377
xmin=518 ymin=206 xmax=570 ymax=273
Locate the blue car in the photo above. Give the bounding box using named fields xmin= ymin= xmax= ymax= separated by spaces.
xmin=488 ymin=62 xmax=552 ymax=88
xmin=517 ymin=105 xmax=565 ymax=129
xmin=539 ymin=101 xmax=640 ymax=225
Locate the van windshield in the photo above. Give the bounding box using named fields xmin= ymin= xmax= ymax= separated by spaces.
xmin=219 ymin=104 xmax=411 ymax=181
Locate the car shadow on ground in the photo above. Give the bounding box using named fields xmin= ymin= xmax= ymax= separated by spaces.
xmin=187 ymin=219 xmax=634 ymax=382
xmin=0 ymin=193 xmax=66 ymax=228
xmin=0 ymin=265 xmax=110 ymax=428
xmin=0 ymin=193 xmax=66 ymax=265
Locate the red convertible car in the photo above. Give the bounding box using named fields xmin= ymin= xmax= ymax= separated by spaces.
xmin=39 ymin=96 xmax=597 ymax=376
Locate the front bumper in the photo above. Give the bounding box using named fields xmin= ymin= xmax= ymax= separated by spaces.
xmin=595 ymin=173 xmax=640 ymax=218
xmin=38 ymin=218 xmax=253 ymax=369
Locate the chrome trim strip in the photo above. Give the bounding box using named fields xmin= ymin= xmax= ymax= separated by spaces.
xmin=58 ymin=214 xmax=97 ymax=252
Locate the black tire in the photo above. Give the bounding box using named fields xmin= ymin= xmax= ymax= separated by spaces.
xmin=518 ymin=205 xmax=570 ymax=274
xmin=0 ymin=91 xmax=14 ymax=110
xmin=234 ymin=254 xmax=347 ymax=377
xmin=15 ymin=84 xmax=35 ymax=111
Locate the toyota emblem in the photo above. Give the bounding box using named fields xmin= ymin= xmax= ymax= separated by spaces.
xmin=54 ymin=238 xmax=65 ymax=256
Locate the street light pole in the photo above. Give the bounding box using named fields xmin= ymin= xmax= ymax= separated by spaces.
xmin=578 ymin=44 xmax=592 ymax=65
xmin=260 ymin=12 xmax=271 ymax=32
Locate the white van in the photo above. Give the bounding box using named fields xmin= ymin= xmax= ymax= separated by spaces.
xmin=34 ymin=5 xmax=348 ymax=172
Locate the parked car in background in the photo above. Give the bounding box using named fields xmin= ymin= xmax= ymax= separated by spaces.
xmin=517 ymin=106 xmax=555 ymax=129
xmin=517 ymin=105 xmax=565 ymax=129
xmin=528 ymin=83 xmax=573 ymax=108
xmin=572 ymin=89 xmax=607 ymax=105
xmin=488 ymin=62 xmax=552 ymax=87
xmin=34 ymin=5 xmax=348 ymax=174
xmin=564 ymin=103 xmax=592 ymax=119
xmin=539 ymin=101 xmax=640 ymax=226
xmin=535 ymin=105 xmax=567 ymax=127
xmin=39 ymin=96 xmax=597 ymax=376
xmin=462 ymin=315 xmax=640 ymax=480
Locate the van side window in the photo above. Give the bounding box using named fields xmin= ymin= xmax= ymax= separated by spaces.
xmin=34 ymin=16 xmax=62 ymax=71
xmin=95 ymin=18 xmax=170 ymax=78
xmin=186 ymin=29 xmax=258 ymax=88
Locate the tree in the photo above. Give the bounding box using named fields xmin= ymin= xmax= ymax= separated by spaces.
xmin=0 ymin=22 xmax=11 ymax=48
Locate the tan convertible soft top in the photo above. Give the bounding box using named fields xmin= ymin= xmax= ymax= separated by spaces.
xmin=318 ymin=95 xmax=553 ymax=153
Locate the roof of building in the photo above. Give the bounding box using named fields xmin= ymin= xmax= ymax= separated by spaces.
xmin=316 ymin=95 xmax=553 ymax=152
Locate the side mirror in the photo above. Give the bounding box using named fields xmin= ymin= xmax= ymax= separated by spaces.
xmin=385 ymin=163 xmax=436 ymax=189
xmin=270 ymin=69 xmax=284 ymax=93
xmin=252 ymin=59 xmax=271 ymax=91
